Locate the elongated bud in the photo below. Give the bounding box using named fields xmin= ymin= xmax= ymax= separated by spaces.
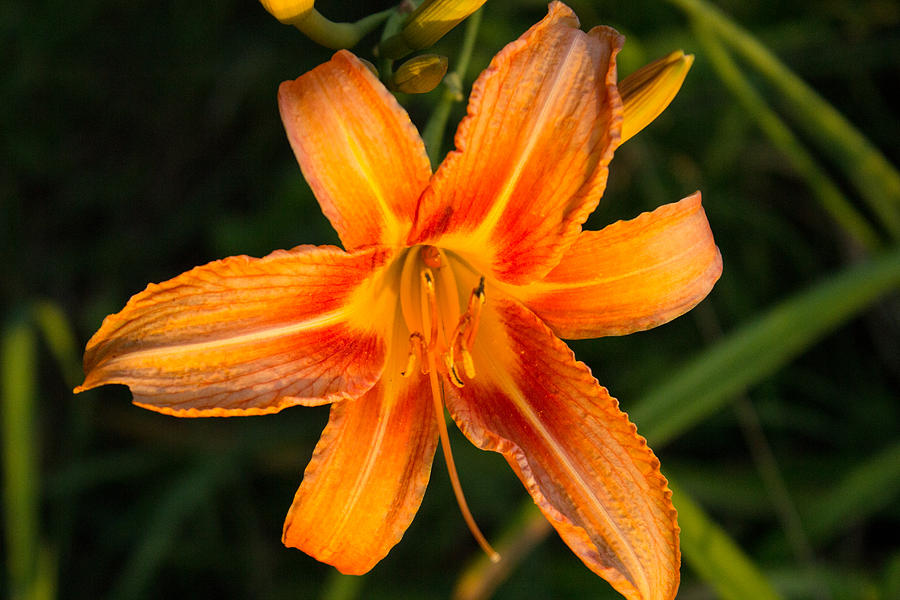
xmin=378 ymin=0 xmax=487 ymax=60
xmin=259 ymin=0 xmax=314 ymax=23
xmin=393 ymin=55 xmax=449 ymax=93
xmin=619 ymin=50 xmax=694 ymax=144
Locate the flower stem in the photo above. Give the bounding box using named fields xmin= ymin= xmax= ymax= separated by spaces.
xmin=422 ymin=7 xmax=483 ymax=165
xmin=291 ymin=8 xmax=394 ymax=50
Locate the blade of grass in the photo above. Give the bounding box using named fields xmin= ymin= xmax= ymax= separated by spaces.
xmin=690 ymin=17 xmax=881 ymax=251
xmin=457 ymin=484 xmax=782 ymax=600
xmin=632 ymin=244 xmax=900 ymax=446
xmin=453 ymin=500 xmax=552 ymax=600
xmin=803 ymin=439 xmax=900 ymax=545
xmin=452 ymin=248 xmax=900 ymax=598
xmin=671 ymin=479 xmax=782 ymax=600
xmin=108 ymin=457 xmax=233 ymax=600
xmin=665 ymin=0 xmax=900 ymax=238
xmin=31 ymin=300 xmax=82 ymax=390
xmin=319 ymin=571 xmax=364 ymax=600
xmin=2 ymin=312 xmax=40 ymax=600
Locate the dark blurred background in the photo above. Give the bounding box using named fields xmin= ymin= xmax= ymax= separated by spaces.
xmin=3 ymin=0 xmax=899 ymax=598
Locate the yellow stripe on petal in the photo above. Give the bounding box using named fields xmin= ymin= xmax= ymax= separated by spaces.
xmin=445 ymin=297 xmax=681 ymax=600
xmin=619 ymin=50 xmax=693 ymax=144
xmin=516 ymin=192 xmax=721 ymax=339
xmin=76 ymin=245 xmax=394 ymax=416
xmin=278 ymin=51 xmax=432 ymax=250
xmin=408 ymin=3 xmax=625 ymax=285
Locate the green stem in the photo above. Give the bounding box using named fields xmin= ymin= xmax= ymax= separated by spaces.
xmin=422 ymin=7 xmax=483 ymax=165
xmin=691 ymin=18 xmax=881 ymax=251
xmin=291 ymin=7 xmax=394 ymax=50
xmin=665 ymin=0 xmax=900 ymax=239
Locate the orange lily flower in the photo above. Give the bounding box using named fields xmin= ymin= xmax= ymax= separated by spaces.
xmin=76 ymin=3 xmax=721 ymax=599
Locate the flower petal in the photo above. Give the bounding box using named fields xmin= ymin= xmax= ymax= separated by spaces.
xmin=279 ymin=50 xmax=432 ymax=250
xmin=516 ymin=193 xmax=722 ymax=339
xmin=445 ymin=296 xmax=680 ymax=600
xmin=76 ymin=245 xmax=394 ymax=416
xmin=282 ymin=340 xmax=437 ymax=574
xmin=407 ymin=2 xmax=624 ymax=284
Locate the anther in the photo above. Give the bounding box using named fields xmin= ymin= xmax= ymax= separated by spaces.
xmin=401 ymin=332 xmax=427 ymax=377
xmin=460 ymin=348 xmax=476 ymax=379
xmin=464 ymin=277 xmax=486 ymax=349
xmin=421 ymin=268 xmax=440 ymax=350
xmin=444 ymin=354 xmax=465 ymax=388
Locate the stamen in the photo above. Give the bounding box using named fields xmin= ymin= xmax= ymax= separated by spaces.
xmin=460 ymin=348 xmax=476 ymax=379
xmin=463 ymin=277 xmax=486 ymax=349
xmin=445 ymin=276 xmax=487 ymax=383
xmin=400 ymin=332 xmax=427 ymax=377
xmin=444 ymin=354 xmax=465 ymax=388
xmin=421 ymin=269 xmax=440 ymax=351
xmin=427 ymin=354 xmax=500 ymax=564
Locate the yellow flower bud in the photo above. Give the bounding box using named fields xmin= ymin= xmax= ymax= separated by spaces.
xmin=379 ymin=0 xmax=488 ymax=60
xmin=619 ymin=50 xmax=694 ymax=144
xmin=259 ymin=0 xmax=315 ymax=24
xmin=393 ymin=55 xmax=449 ymax=94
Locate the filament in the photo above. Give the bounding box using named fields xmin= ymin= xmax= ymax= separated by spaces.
xmin=427 ymin=353 xmax=501 ymax=563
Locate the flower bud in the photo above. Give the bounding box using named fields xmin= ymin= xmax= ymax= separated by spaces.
xmin=619 ymin=50 xmax=694 ymax=144
xmin=392 ymin=55 xmax=449 ymax=93
xmin=259 ymin=0 xmax=315 ymax=24
xmin=379 ymin=0 xmax=487 ymax=60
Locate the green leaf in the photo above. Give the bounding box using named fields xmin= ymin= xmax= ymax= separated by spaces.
xmin=665 ymin=0 xmax=900 ymax=238
xmin=671 ymin=480 xmax=782 ymax=600
xmin=633 ymin=246 xmax=900 ymax=447
xmin=31 ymin=300 xmax=83 ymax=390
xmin=2 ymin=312 xmax=40 ymax=600
xmin=804 ymin=440 xmax=900 ymax=545
xmin=690 ymin=18 xmax=881 ymax=250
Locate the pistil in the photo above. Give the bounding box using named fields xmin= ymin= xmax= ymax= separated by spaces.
xmin=398 ymin=245 xmax=499 ymax=563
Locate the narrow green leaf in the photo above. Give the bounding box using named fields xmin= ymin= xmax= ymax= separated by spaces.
xmin=31 ymin=300 xmax=82 ymax=390
xmin=320 ymin=571 xmax=364 ymax=600
xmin=665 ymin=0 xmax=900 ymax=238
xmin=633 ymin=246 xmax=900 ymax=447
xmin=2 ymin=313 xmax=40 ymax=600
xmin=671 ymin=479 xmax=782 ymax=600
xmin=804 ymin=440 xmax=900 ymax=544
xmin=108 ymin=458 xmax=232 ymax=600
xmin=453 ymin=501 xmax=552 ymax=600
xmin=689 ymin=18 xmax=881 ymax=250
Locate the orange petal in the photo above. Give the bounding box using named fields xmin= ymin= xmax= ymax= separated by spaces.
xmin=517 ymin=193 xmax=722 ymax=339
xmin=282 ymin=342 xmax=437 ymax=574
xmin=446 ymin=296 xmax=680 ymax=600
xmin=76 ymin=245 xmax=393 ymax=416
xmin=279 ymin=50 xmax=432 ymax=250
xmin=407 ymin=2 xmax=624 ymax=284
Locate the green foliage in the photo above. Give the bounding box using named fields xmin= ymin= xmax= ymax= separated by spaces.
xmin=2 ymin=1 xmax=899 ymax=599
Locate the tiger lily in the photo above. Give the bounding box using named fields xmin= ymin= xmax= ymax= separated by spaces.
xmin=76 ymin=3 xmax=721 ymax=599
